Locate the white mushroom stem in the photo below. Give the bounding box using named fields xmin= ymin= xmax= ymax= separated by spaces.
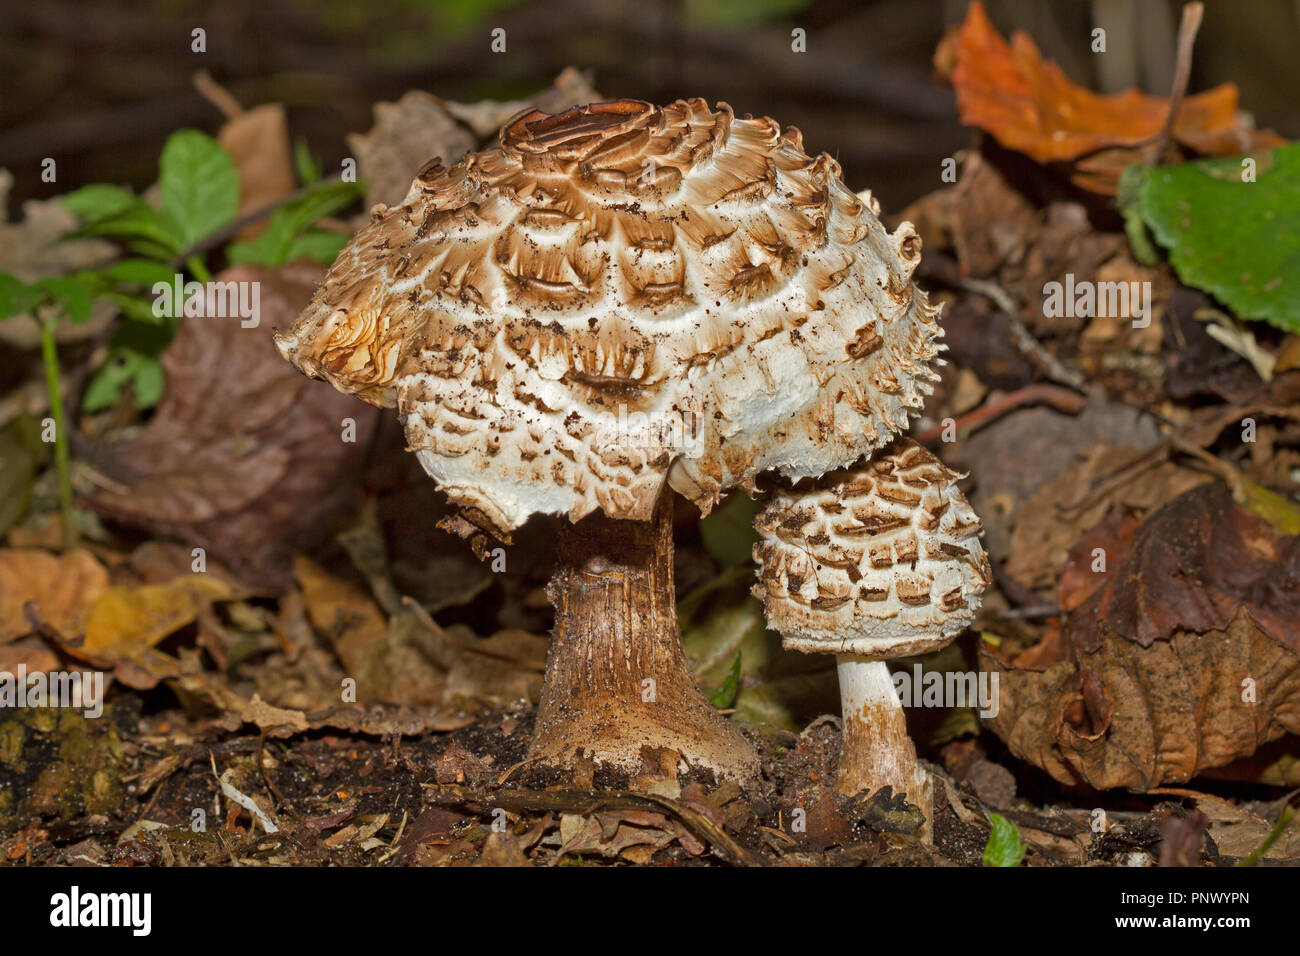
xmin=836 ymin=655 xmax=933 ymax=840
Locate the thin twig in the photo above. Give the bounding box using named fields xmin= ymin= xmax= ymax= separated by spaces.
xmin=1149 ymin=2 xmax=1205 ymax=166
xmin=957 ymin=276 xmax=1089 ymax=392
xmin=193 ymin=70 xmax=244 ymax=121
xmin=423 ymin=783 xmax=764 ymax=867
xmin=914 ymin=383 xmax=1087 ymax=444
xmin=257 ymin=729 xmax=286 ymax=808
xmin=989 ymin=604 xmax=1062 ymax=621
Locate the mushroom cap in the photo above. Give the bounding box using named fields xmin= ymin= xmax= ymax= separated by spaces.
xmin=275 ymin=98 xmax=942 ymax=535
xmin=753 ymin=439 xmax=991 ymax=659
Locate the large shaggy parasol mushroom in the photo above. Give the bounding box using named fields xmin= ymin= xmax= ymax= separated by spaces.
xmin=275 ymin=98 xmax=942 ymax=783
xmin=753 ymin=439 xmax=991 ymax=828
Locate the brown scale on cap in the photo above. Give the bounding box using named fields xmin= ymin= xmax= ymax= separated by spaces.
xmin=275 ymin=98 xmax=942 ymax=539
xmin=753 ymin=438 xmax=992 ymax=659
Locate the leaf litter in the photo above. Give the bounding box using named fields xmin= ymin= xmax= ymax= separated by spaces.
xmin=1 ymin=41 xmax=1298 ymax=868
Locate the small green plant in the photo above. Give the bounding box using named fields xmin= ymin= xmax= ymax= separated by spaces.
xmin=0 ymin=275 xmax=95 ymax=548
xmin=982 ymin=811 xmax=1027 ymax=867
xmin=707 ymin=652 xmax=743 ymax=709
xmin=0 ymin=126 xmax=365 ymax=545
xmin=1236 ymin=803 xmax=1296 ymax=867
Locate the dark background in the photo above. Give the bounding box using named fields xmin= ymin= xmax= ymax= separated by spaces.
xmin=2 ymin=0 xmax=1298 ymax=216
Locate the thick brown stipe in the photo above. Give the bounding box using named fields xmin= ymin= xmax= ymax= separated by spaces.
xmin=531 ymin=490 xmax=758 ymax=779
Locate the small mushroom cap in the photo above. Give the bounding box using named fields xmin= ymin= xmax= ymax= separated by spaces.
xmin=276 ymin=98 xmax=942 ymax=535
xmin=753 ymin=439 xmax=991 ymax=659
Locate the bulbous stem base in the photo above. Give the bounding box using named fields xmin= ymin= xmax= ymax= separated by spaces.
xmin=836 ymin=655 xmax=933 ymax=842
xmin=528 ymin=493 xmax=760 ymax=784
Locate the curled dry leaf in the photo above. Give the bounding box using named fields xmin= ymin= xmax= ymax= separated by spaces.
xmin=292 ymin=554 xmax=388 ymax=674
xmin=347 ymin=92 xmax=475 ymax=209
xmin=216 ymin=103 xmax=296 ymax=240
xmin=291 ymin=554 xmax=545 ymax=711
xmin=84 ymin=264 xmax=378 ymax=590
xmin=943 ymin=2 xmax=1285 ymax=194
xmin=0 ymin=643 xmax=60 ymax=676
xmin=350 ymin=69 xmax=603 ymax=209
xmin=0 ymin=549 xmax=109 ymax=642
xmin=899 ymin=152 xmax=1037 ymax=280
xmin=74 ymin=574 xmax=239 ymax=688
xmin=984 ymin=482 xmax=1300 ymax=791
xmin=1004 ymin=444 xmax=1212 ymax=594
xmin=440 ymin=66 xmax=601 ymax=138
xmin=556 ymin=811 xmax=678 ymax=863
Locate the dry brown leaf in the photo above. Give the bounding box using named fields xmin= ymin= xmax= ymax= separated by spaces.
xmin=217 ymin=103 xmax=296 ymax=240
xmin=0 ymin=549 xmax=109 ymax=642
xmin=962 ymin=396 xmax=1165 ymax=563
xmin=1005 ymin=444 xmax=1211 ymax=593
xmin=1068 ymin=482 xmax=1300 ymax=649
xmin=900 ymin=152 xmax=1038 ymax=279
xmin=946 ymin=3 xmax=1285 ymax=194
xmin=440 ymin=66 xmax=601 ymax=137
xmin=292 ymin=555 xmax=388 ymax=674
xmin=476 ymin=829 xmax=532 ymax=866
xmin=556 ymin=811 xmax=676 ymax=861
xmin=985 ymin=611 xmax=1300 ymax=791
xmin=78 ymin=574 xmax=237 ymax=666
xmin=348 ymin=92 xmax=476 ymax=209
xmin=1194 ymin=796 xmax=1300 ymax=861
xmin=178 ymin=665 xmax=471 ymax=737
xmin=986 ymin=483 xmax=1300 ymax=791
xmin=0 ymin=643 xmax=61 ymax=674
xmin=350 ymin=69 xmax=603 ymax=209
xmin=442 ymin=629 xmax=547 ymax=710
xmin=84 ymin=263 xmax=379 ymax=589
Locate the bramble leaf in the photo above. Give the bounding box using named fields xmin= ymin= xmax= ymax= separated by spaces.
xmin=1128 ymin=144 xmax=1300 ymax=332
xmin=0 ymin=273 xmax=42 ymax=320
xmin=158 ymin=129 xmax=240 ymax=249
xmin=227 ymin=179 xmax=364 ymax=267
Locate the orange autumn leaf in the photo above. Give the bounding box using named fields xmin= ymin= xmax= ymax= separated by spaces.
xmin=948 ymin=2 xmax=1283 ymax=186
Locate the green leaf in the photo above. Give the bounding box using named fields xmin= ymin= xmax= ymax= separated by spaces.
xmin=227 ymin=179 xmax=364 ymax=267
xmin=82 ymin=353 xmax=134 ymax=411
xmin=982 ymin=812 xmax=1027 ymax=867
xmin=83 ymin=320 xmax=173 ymax=411
xmin=1116 ymin=164 xmax=1159 ymax=267
xmin=707 ymin=653 xmax=743 ymax=709
xmin=1131 ymin=144 xmax=1300 ymax=332
xmin=681 ymin=566 xmax=837 ymax=731
xmin=102 ymin=258 xmax=177 ymax=288
xmin=0 ymin=272 xmax=42 ymax=320
xmin=83 ymin=349 xmax=164 ymax=412
xmin=68 ymin=203 xmax=181 ymax=258
xmin=62 ymin=184 xmax=141 ymax=222
xmin=100 ymin=291 xmax=167 ymax=323
xmin=294 ymin=137 xmax=323 ymax=185
xmin=131 ymin=354 xmax=166 ymax=407
xmin=158 ymin=129 xmax=240 ymax=249
xmin=34 ymin=276 xmax=94 ymax=322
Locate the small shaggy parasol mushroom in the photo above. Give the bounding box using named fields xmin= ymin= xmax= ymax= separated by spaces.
xmin=275 ymin=98 xmax=942 ymax=783
xmin=753 ymin=439 xmax=991 ymax=824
